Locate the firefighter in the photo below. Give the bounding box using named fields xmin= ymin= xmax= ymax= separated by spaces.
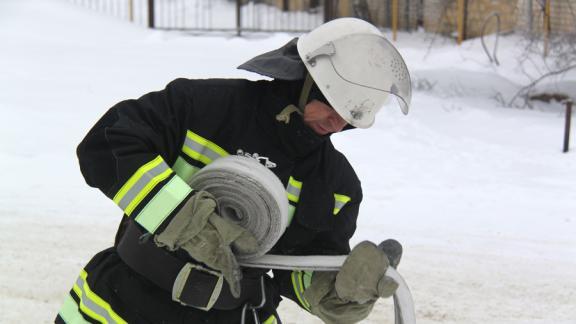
xmin=56 ymin=17 xmax=412 ymax=324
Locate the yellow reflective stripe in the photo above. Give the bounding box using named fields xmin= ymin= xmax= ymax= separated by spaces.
xmin=334 ymin=193 xmax=351 ymax=203
xmin=135 ymin=175 xmax=193 ymax=234
xmin=183 ymin=130 xmax=229 ymax=165
xmin=286 ymin=192 xmax=299 ymax=203
xmin=289 ymin=176 xmax=302 ymax=189
xmin=302 ymin=270 xmax=313 ymax=290
xmin=73 ymin=269 xmax=127 ymax=324
xmin=72 ymin=281 xmax=82 ymax=301
xmin=172 ymin=156 xmax=201 ymax=182
xmin=188 ymin=131 xmax=228 ymax=157
xmin=297 ymin=271 xmax=311 ymax=310
xmin=58 ymin=294 xmax=91 ymax=324
xmin=113 ymin=156 xmax=163 ymax=206
xmin=286 ymin=176 xmax=302 ymax=203
xmin=287 ymin=204 xmax=296 ymax=225
xmin=126 ymin=168 xmax=173 ymax=216
xmin=263 ymin=315 xmax=277 ymax=324
xmin=291 ymin=271 xmax=310 ymax=311
xmin=111 ymin=156 xmax=173 ymax=217
xmin=333 ymin=193 xmax=352 ymax=215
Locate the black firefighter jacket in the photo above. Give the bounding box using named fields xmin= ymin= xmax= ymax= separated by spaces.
xmin=74 ymin=77 xmax=363 ymax=323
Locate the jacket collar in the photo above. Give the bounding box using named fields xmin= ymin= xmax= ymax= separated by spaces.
xmin=258 ymin=79 xmax=328 ymax=159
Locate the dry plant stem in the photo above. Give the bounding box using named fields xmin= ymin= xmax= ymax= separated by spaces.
xmin=508 ymin=64 xmax=576 ymax=107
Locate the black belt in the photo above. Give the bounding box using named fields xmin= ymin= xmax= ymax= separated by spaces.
xmin=117 ymin=220 xmax=261 ymax=310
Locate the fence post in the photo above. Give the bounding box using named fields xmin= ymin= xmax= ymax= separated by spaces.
xmin=463 ymin=0 xmax=468 ymax=41
xmin=457 ymin=0 xmax=465 ymax=45
xmin=324 ymin=0 xmax=332 ymax=23
xmin=543 ymin=0 xmax=550 ymax=57
xmin=528 ymin=0 xmax=533 ymax=33
xmin=128 ymin=0 xmax=134 ymax=22
xmin=405 ymin=0 xmax=410 ymax=32
xmin=236 ymin=0 xmax=242 ymax=36
xmin=392 ymin=0 xmax=398 ymax=41
xmin=564 ymin=101 xmax=573 ymax=153
xmin=148 ymin=0 xmax=155 ymax=28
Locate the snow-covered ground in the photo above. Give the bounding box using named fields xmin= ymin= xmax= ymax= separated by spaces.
xmin=1 ymin=0 xmax=575 ymax=323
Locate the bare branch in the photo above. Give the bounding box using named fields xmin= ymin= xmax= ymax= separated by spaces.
xmin=508 ymin=64 xmax=576 ymax=106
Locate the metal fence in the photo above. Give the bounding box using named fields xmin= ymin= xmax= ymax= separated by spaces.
xmin=69 ymin=0 xmax=429 ymax=35
xmin=69 ymin=0 xmax=576 ymax=41
xmin=70 ymin=0 xmax=331 ymax=33
xmin=352 ymin=0 xmax=422 ymax=31
xmin=517 ymin=0 xmax=576 ymax=36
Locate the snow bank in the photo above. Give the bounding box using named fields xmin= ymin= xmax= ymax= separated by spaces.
xmin=1 ymin=0 xmax=575 ymax=323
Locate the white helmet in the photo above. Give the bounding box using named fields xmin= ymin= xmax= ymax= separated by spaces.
xmin=297 ymin=18 xmax=412 ymax=128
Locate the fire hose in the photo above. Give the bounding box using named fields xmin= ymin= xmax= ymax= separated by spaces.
xmin=188 ymin=155 xmax=416 ymax=324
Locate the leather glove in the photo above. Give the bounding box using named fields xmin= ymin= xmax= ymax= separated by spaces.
xmin=154 ymin=190 xmax=258 ymax=298
xmin=304 ymin=241 xmax=400 ymax=324
xmin=335 ymin=241 xmax=399 ymax=304
xmin=304 ymin=271 xmax=374 ymax=324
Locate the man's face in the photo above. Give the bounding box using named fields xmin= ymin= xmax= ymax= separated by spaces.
xmin=302 ymin=100 xmax=348 ymax=136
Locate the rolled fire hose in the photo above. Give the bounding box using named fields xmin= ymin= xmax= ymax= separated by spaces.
xmin=188 ymin=156 xmax=416 ymax=324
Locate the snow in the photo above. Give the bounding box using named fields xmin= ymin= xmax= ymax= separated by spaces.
xmin=1 ymin=0 xmax=575 ymax=323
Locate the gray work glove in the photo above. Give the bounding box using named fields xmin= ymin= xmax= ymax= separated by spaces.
xmin=304 ymin=241 xmax=399 ymax=324
xmin=336 ymin=240 xmax=399 ymax=304
xmin=304 ymin=272 xmax=375 ymax=324
xmin=154 ymin=190 xmax=258 ymax=298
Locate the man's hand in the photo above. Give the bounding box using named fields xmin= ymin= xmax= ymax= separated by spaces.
xmin=154 ymin=190 xmax=258 ymax=298
xmin=304 ymin=241 xmax=400 ymax=324
xmin=335 ymin=241 xmax=399 ymax=304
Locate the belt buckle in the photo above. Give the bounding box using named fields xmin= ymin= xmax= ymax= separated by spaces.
xmin=172 ymin=263 xmax=224 ymax=311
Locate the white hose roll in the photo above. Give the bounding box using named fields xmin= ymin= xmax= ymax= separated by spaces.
xmin=187 ymin=155 xmax=289 ymax=260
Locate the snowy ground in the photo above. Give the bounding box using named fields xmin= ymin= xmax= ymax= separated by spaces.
xmin=1 ymin=0 xmax=575 ymax=323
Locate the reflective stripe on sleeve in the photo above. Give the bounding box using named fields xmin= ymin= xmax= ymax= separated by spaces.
xmin=287 ymin=204 xmax=296 ymax=226
xmin=135 ymin=175 xmax=193 ymax=233
xmin=113 ymin=156 xmax=172 ymax=216
xmin=333 ymin=193 xmax=351 ymax=215
xmin=286 ymin=176 xmax=302 ymax=204
xmin=182 ymin=130 xmax=229 ymax=165
xmin=172 ymin=156 xmax=201 ymax=183
xmin=71 ymin=269 xmax=127 ymax=324
xmin=290 ymin=270 xmax=311 ymax=311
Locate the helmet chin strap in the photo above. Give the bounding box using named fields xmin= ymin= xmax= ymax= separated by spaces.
xmin=298 ymin=72 xmax=315 ymax=112
xmin=275 ymin=73 xmax=314 ymax=125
